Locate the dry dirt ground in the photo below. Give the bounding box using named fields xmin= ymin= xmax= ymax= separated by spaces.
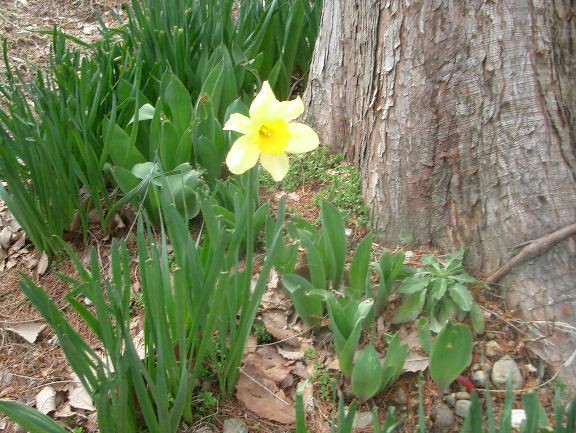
xmin=0 ymin=2 xmax=570 ymax=433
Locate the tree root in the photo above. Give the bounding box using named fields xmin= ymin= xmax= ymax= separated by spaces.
xmin=486 ymin=222 xmax=576 ymax=284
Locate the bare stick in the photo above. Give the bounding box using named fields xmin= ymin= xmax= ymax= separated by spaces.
xmin=486 ymin=223 xmax=576 ymax=284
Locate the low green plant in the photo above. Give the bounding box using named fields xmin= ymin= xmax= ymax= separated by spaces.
xmin=0 ymin=176 xmax=286 ymax=433
xmin=351 ymin=334 xmax=408 ymax=401
xmin=311 ymin=363 xmax=337 ymax=402
xmin=252 ymin=321 xmax=273 ymax=344
xmin=393 ymin=250 xmax=484 ymax=333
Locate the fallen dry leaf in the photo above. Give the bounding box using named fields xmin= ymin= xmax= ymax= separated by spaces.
xmin=236 ymin=373 xmax=295 ymax=424
xmin=54 ymin=403 xmax=76 ymax=419
xmin=0 ymin=228 xmax=11 ymax=249
xmin=36 ymin=386 xmax=57 ymax=415
xmin=5 ymin=322 xmax=46 ymax=344
xmin=262 ymin=309 xmax=300 ymax=347
xmin=68 ymin=384 xmax=95 ymax=411
xmin=403 ymin=351 xmax=429 ymax=373
xmin=243 ymin=347 xmax=292 ymax=385
xmin=277 ymin=346 xmax=305 ymax=361
xmin=0 ymin=418 xmax=6 ymax=429
xmin=37 ymin=252 xmax=49 ymax=276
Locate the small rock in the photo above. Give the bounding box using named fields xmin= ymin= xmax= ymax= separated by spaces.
xmin=352 ymin=411 xmax=374 ymax=430
xmin=524 ymin=364 xmax=538 ymax=375
xmin=223 ymin=419 xmax=248 ymax=433
xmin=391 ymin=388 xmax=408 ymax=405
xmin=443 ymin=394 xmax=456 ymax=406
xmin=405 ymin=251 xmax=414 ymax=259
xmin=485 ymin=340 xmax=501 ymax=358
xmin=432 ymin=403 xmax=454 ymax=432
xmin=492 ymin=356 xmax=523 ymax=390
xmin=455 ymin=391 xmax=471 ymax=400
xmin=472 ymin=370 xmax=489 ymax=387
xmin=454 ymin=400 xmax=471 ymax=418
xmin=511 ymin=409 xmax=526 ymax=429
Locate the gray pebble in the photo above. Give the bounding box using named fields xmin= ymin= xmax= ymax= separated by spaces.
xmin=432 ymin=403 xmax=455 ymax=432
xmin=391 ymin=388 xmax=408 ymax=405
xmin=444 ymin=394 xmax=456 ymax=406
xmin=485 ymin=340 xmax=501 ymax=358
xmin=491 ymin=355 xmax=523 ymax=390
xmin=454 ymin=400 xmax=472 ymax=418
xmin=472 ymin=370 xmax=489 ymax=387
xmin=455 ymin=391 xmax=471 ymax=400
xmin=352 ymin=411 xmax=374 ymax=430
xmin=223 ymin=418 xmax=248 ymax=433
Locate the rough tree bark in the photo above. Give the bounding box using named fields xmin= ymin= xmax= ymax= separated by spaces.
xmin=304 ymin=0 xmax=576 ymax=388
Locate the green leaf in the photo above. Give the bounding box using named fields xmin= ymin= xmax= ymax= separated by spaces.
xmin=397 ymin=277 xmax=429 ymax=295
xmin=379 ymin=334 xmax=408 ymax=391
xmin=348 ymin=233 xmax=373 ymax=299
xmin=352 ymin=344 xmax=383 ymax=401
xmin=321 ymin=201 xmax=346 ymax=290
xmin=521 ymin=393 xmax=549 ymax=433
xmin=393 ymin=290 xmax=427 ymax=324
xmin=282 ymin=274 xmax=324 ymax=326
xmin=417 ymin=318 xmax=432 ymax=354
xmin=128 ymin=103 xmax=156 ymax=125
xmin=448 ymin=284 xmax=473 ymax=312
xmin=429 ymin=322 xmax=472 ymax=390
xmin=106 ymin=122 xmax=145 ymax=170
xmin=161 ymin=71 xmax=192 ymax=137
xmin=470 ymin=303 xmax=485 ymax=334
xmin=0 ymin=401 xmax=68 ymax=433
xmin=430 ymin=277 xmax=448 ymax=301
xmin=300 ymin=238 xmax=326 ymax=291
xmin=159 ymin=120 xmax=181 ymax=172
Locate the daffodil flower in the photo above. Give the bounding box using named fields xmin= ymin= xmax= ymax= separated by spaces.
xmin=224 ymin=81 xmax=319 ymax=181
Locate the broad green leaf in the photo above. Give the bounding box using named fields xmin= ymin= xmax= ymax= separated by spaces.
xmin=470 ymin=303 xmax=485 ymax=334
xmin=159 ymin=120 xmax=181 ymax=172
xmin=128 ymin=103 xmax=155 ymax=125
xmin=417 ymin=317 xmax=432 ymax=354
xmin=300 ymin=238 xmax=326 ymax=291
xmin=352 ymin=344 xmax=383 ymax=401
xmin=106 ymin=122 xmax=145 ymax=170
xmin=380 ymin=333 xmax=408 ymax=391
xmin=348 ymin=233 xmax=373 ymax=299
xmin=321 ymin=201 xmax=346 ymax=290
xmin=282 ymin=274 xmax=324 ymax=326
xmin=161 ymin=71 xmax=192 ymax=137
xmin=393 ymin=290 xmax=427 ymax=324
xmin=0 ymin=401 xmax=68 ymax=433
xmin=430 ymin=277 xmax=448 ymax=301
xmin=429 ymin=322 xmax=472 ymax=390
xmin=397 ymin=277 xmax=429 ymax=295
xmin=521 ymin=393 xmax=549 ymax=432
xmin=448 ymin=284 xmax=473 ymax=312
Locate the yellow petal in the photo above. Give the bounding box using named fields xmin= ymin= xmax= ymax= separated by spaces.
xmin=260 ymin=152 xmax=289 ymax=181
xmin=276 ymin=97 xmax=304 ymax=122
xmin=226 ymin=135 xmax=260 ymax=175
xmin=224 ymin=113 xmax=254 ymax=134
xmin=285 ymin=123 xmax=320 ymax=154
xmin=249 ymin=81 xmax=279 ymax=121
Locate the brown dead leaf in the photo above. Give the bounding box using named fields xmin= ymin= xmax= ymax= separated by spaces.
xmin=8 ymin=233 xmax=25 ymax=254
xmin=243 ymin=346 xmax=292 ymax=385
xmin=262 ymin=309 xmax=300 ymax=347
xmin=37 ymin=252 xmax=49 ymax=276
xmin=0 ymin=228 xmax=11 ymax=249
xmin=0 ymin=418 xmax=6 ymax=429
xmin=54 ymin=403 xmax=76 ymax=419
xmin=68 ymin=384 xmax=95 ymax=411
xmin=236 ymin=373 xmax=295 ymax=424
xmin=5 ymin=322 xmax=46 ymax=344
xmin=0 ymin=247 xmax=7 ymax=262
xmin=36 ymin=386 xmax=57 ymax=415
xmin=277 ymin=346 xmax=305 ymax=361
xmin=403 ymin=351 xmax=429 ymax=373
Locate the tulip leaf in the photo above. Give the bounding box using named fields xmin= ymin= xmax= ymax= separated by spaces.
xmin=352 ymin=344 xmax=382 ymax=401
xmin=348 ymin=233 xmax=373 ymax=299
xmin=321 ymin=201 xmax=346 ymax=290
xmin=282 ymin=274 xmax=324 ymax=326
xmin=429 ymin=322 xmax=472 ymax=390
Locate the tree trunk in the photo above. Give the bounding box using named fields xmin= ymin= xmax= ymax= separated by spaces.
xmin=304 ymin=0 xmax=576 ymax=388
